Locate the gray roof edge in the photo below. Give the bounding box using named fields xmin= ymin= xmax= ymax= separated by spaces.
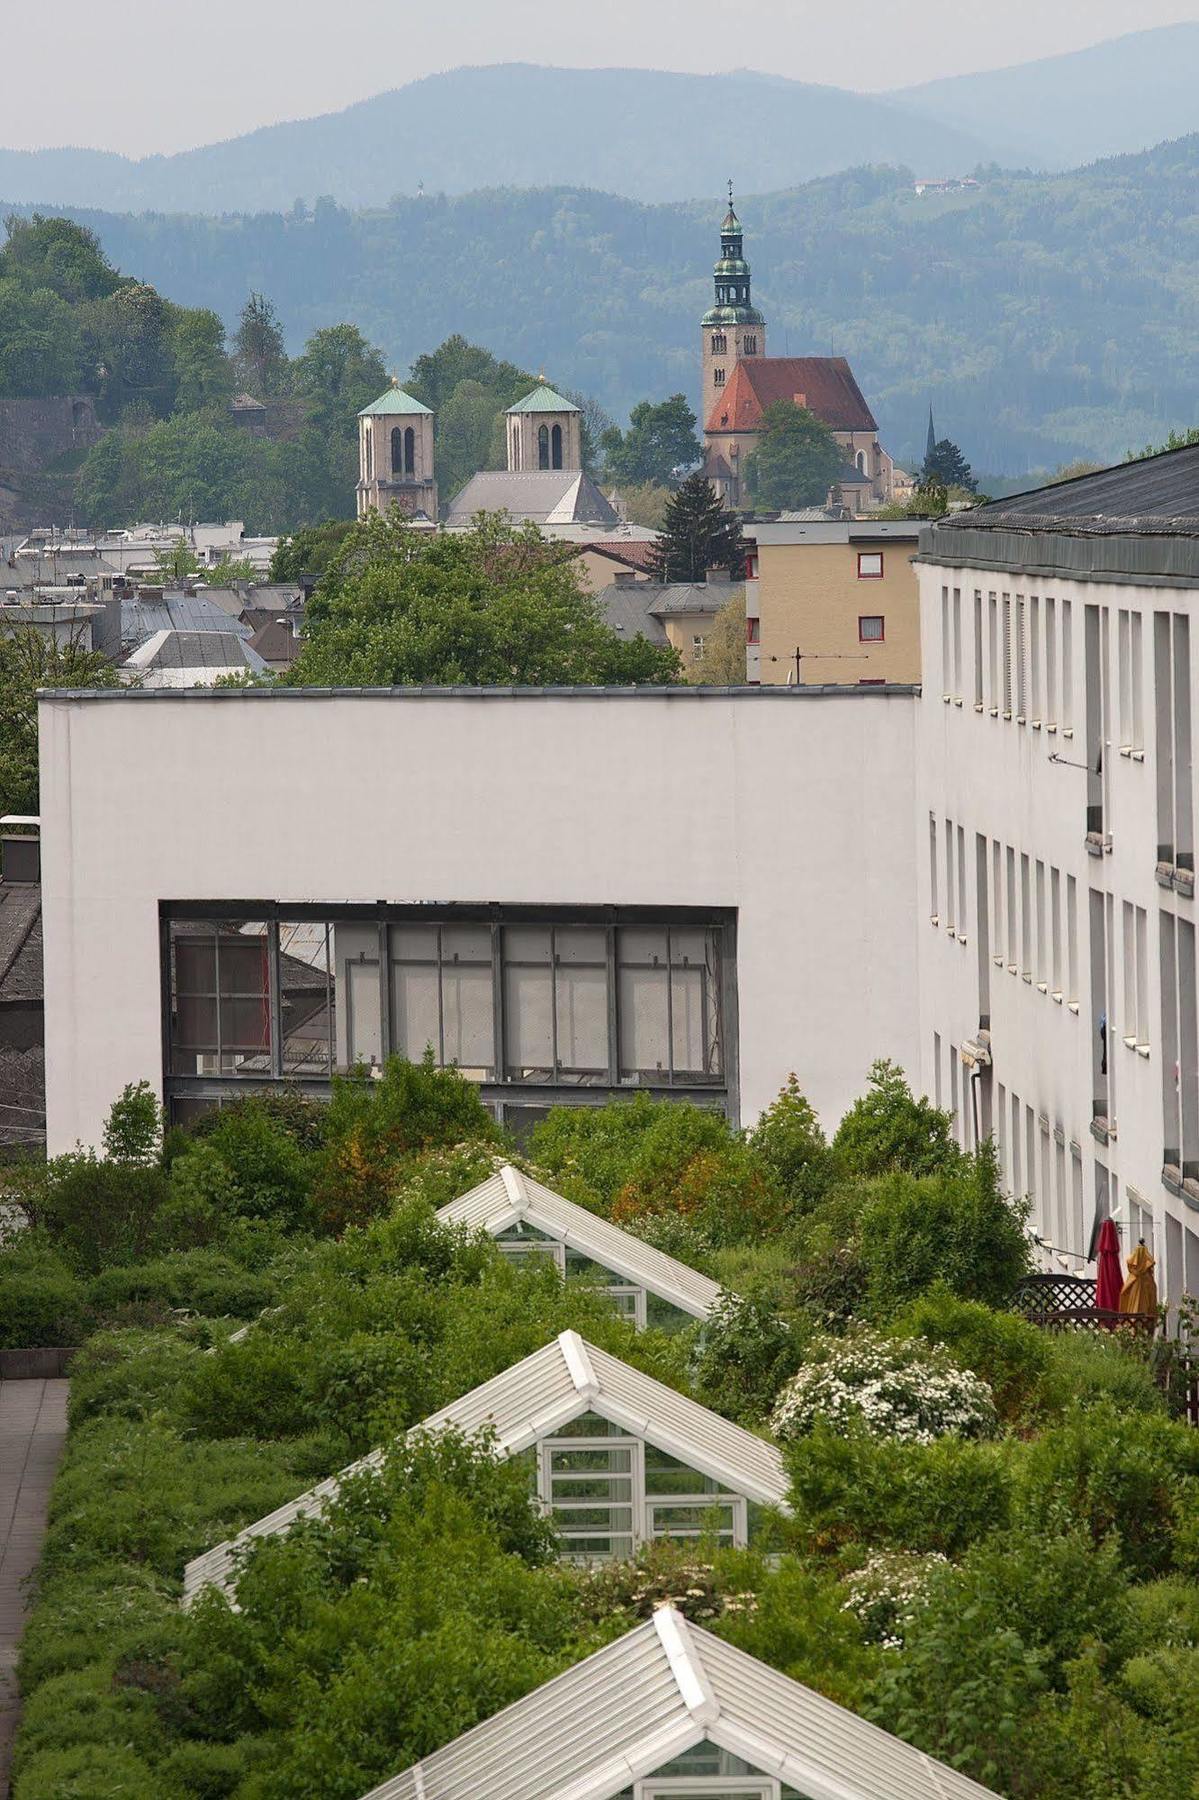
xmin=36 ymin=683 xmax=922 ymax=702
xmin=917 ymin=523 xmax=1199 ymax=587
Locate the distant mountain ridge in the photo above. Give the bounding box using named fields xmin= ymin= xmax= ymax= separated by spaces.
xmin=2 ymin=29 xmax=1199 ymax=214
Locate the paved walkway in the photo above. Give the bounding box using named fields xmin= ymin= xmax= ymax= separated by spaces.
xmin=0 ymin=1381 xmax=68 ymax=1798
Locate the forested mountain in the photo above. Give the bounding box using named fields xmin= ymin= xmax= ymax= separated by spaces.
xmin=22 ymin=133 xmax=1199 ymax=474
xmin=890 ymin=24 xmax=1199 ymax=172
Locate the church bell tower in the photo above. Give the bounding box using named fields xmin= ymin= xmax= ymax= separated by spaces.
xmin=700 ymin=184 xmax=766 ymax=432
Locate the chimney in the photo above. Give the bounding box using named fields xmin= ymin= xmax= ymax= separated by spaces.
xmin=705 ymin=566 xmax=732 ymax=584
xmin=0 ymin=818 xmax=40 ymax=884
xmin=612 ymin=570 xmax=639 ymax=586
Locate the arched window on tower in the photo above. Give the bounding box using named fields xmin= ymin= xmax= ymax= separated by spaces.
xmin=711 ymin=333 xmax=726 ymax=354
xmin=743 ymin=335 xmax=757 ymax=356
xmin=551 ymin=423 xmax=563 ymax=469
xmin=856 ymin=450 xmax=866 ymax=474
xmin=390 ymin=426 xmax=402 ymax=474
xmin=538 ymin=424 xmax=550 ymax=469
xmin=404 ymin=426 xmax=415 ymax=475
xmin=713 ymin=368 xmax=726 ymax=387
xmin=364 ymin=425 xmax=373 ymax=479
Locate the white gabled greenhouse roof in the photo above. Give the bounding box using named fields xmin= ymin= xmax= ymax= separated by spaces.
xmin=182 ymin=1331 xmax=788 ymax=1601
xmin=437 ymin=1164 xmax=724 ymax=1320
xmin=357 ymin=1603 xmax=1003 ymax=1800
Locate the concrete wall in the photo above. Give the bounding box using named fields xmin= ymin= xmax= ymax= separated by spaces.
xmin=39 ymin=687 xmax=920 ymax=1152
xmin=915 ymin=556 xmax=1199 ymax=1304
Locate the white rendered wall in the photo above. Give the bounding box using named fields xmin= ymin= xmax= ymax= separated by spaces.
xmin=39 ymin=688 xmax=920 ymax=1152
xmin=915 ymin=557 xmax=1199 ymax=1305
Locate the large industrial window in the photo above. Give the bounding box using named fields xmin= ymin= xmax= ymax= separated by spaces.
xmin=163 ymin=904 xmax=736 ymax=1126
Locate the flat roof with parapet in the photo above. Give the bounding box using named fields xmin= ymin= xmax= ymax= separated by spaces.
xmin=37 ymin=682 xmax=922 ymax=702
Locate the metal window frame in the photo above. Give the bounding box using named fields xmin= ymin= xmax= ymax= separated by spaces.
xmin=162 ymin=901 xmax=739 ymax=1124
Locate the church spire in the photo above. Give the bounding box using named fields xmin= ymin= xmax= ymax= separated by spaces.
xmin=701 ymin=182 xmax=764 ymax=330
xmin=926 ymin=405 xmax=937 ymax=462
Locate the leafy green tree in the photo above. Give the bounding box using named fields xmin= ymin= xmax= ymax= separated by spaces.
xmin=269 ymin=519 xmax=357 ymax=582
xmin=743 ymin=402 xmax=844 ymax=510
xmin=81 ymin=282 xmax=177 ymax=418
xmin=287 ymin=511 xmax=681 ymax=689
xmin=169 ymin=307 xmax=234 ymax=413
xmin=748 ymin=1074 xmax=835 ymax=1212
xmin=600 ymin=393 xmax=700 ymax=486
xmin=857 ymin=1149 xmax=1032 ymax=1314
xmin=0 ymin=214 xmax=123 ymax=303
xmin=0 ymin=279 xmax=83 ymax=394
xmin=233 ymin=291 xmax=289 ymax=397
xmin=609 ymin=480 xmax=670 ymax=528
xmin=921 ymin=436 xmax=976 ymax=492
xmin=651 ymin=473 xmax=745 ymax=582
xmin=0 ymin=626 xmax=119 ymax=815
xmin=406 ymin=335 xmax=539 ymax=502
xmin=689 ymin=593 xmax=747 ymax=686
xmin=293 ymin=323 xmax=387 ymax=436
xmin=153 ymin=541 xmax=202 ymax=581
xmin=832 ymin=1058 xmax=962 ymax=1179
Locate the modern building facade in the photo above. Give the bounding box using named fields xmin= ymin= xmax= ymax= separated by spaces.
xmin=748 ymin=520 xmax=921 ymax=686
xmin=915 ymin=449 xmax=1199 ymax=1307
xmin=37 ymin=685 xmax=919 ymax=1150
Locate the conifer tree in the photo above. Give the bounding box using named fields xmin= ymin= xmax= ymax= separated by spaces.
xmin=651 ymin=473 xmax=745 ymax=583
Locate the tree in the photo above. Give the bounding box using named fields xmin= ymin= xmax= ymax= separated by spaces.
xmin=170 ymin=308 xmax=234 ymax=414
xmin=0 ymin=214 xmax=123 ymax=303
xmin=922 ymin=437 xmax=976 ymax=492
xmin=610 ymin=481 xmax=670 ymax=529
xmin=743 ymin=402 xmax=844 ymax=510
xmin=153 ymin=541 xmax=202 ymax=581
xmin=651 ymin=473 xmax=745 ymax=582
xmin=269 ymin=519 xmax=357 ymax=583
xmin=690 ymin=593 xmax=747 ymax=685
xmin=286 ymin=510 xmax=681 ymax=688
xmin=406 ymin=336 xmax=539 ymax=504
xmin=233 ymin=292 xmax=289 ymax=398
xmin=293 ymin=323 xmax=387 ymax=437
xmin=600 ymin=394 xmax=701 ymax=487
xmin=0 ymin=626 xmax=119 ymax=816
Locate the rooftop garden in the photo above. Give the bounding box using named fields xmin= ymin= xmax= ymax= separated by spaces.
xmin=2 ymin=1058 xmax=1197 ymax=1799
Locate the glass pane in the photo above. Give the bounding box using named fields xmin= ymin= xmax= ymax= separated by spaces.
xmin=441 ymin=923 xmax=492 ymax=963
xmin=619 ymin=964 xmax=669 ymax=1077
xmin=651 ymin=1504 xmax=735 ymax=1532
xmin=669 ymin=929 xmax=709 ymax=967
xmin=560 ymin=1537 xmax=634 ymax=1561
xmin=223 ymin=997 xmax=271 ymax=1053
xmin=346 ymin=960 xmax=383 ymax=1069
xmin=391 ymin=924 xmax=437 ymax=960
xmin=671 ymin=965 xmax=707 ymax=1074
xmin=443 ymin=963 xmax=495 ymax=1072
xmin=175 ymin=936 xmax=215 ymax=992
xmin=644 ymin=1447 xmax=723 ymax=1493
xmin=619 ymin=927 xmax=668 ymax=966
xmin=550 ymin=1446 xmax=633 ymax=1473
xmin=505 ymin=964 xmax=553 ymax=1073
xmin=551 ymin=1506 xmax=633 ymax=1529
xmin=505 ymin=924 xmax=551 ymax=962
xmin=279 ymin=922 xmax=331 ymax=1076
xmin=555 ymin=927 xmax=606 ymax=964
xmin=175 ymin=994 xmax=217 ymax=1050
xmin=220 ymin=935 xmax=269 ymax=994
xmin=393 ymin=964 xmax=439 ymax=1060
xmin=556 ymin=964 xmax=608 ymax=1071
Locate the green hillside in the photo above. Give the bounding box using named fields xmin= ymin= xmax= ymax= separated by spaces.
xmin=22 ymin=133 xmax=1199 ymax=476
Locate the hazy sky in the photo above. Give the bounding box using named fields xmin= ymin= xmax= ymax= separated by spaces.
xmin=15 ymin=0 xmax=1199 ymax=157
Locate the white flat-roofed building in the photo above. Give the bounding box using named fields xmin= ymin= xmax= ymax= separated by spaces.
xmin=915 ymin=446 xmax=1199 ymax=1309
xmin=37 ymin=683 xmax=920 ymax=1151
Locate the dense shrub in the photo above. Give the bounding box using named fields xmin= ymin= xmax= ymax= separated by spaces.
xmin=893 ymin=1285 xmax=1052 ymax=1424
xmin=690 ymin=1288 xmax=806 ymax=1422
xmin=785 ymin=1421 xmax=1013 ymax=1555
xmin=1040 ymin=1327 xmax=1167 ymax=1417
xmin=86 ymin=1251 xmax=275 ymax=1323
xmin=857 ymin=1144 xmax=1031 ymax=1315
xmin=15 ymin=1154 xmax=174 ymax=1276
xmin=771 ymin=1330 xmax=998 ymax=1445
xmin=831 ymin=1059 xmax=963 ymax=1178
xmin=746 ymin=1075 xmax=835 ymax=1214
xmin=1016 ymin=1402 xmax=1199 ymax=1578
xmin=0 ymin=1235 xmax=85 ymax=1346
xmin=188 ymin=1087 xmax=329 ymax=1153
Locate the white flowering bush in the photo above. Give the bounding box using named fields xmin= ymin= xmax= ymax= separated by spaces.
xmin=841 ymin=1551 xmax=948 ymax=1648
xmin=770 ymin=1330 xmax=998 ymax=1445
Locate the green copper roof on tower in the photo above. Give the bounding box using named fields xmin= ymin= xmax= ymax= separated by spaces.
xmin=506 ymin=383 xmax=580 ymax=414
xmin=358 ymin=384 xmax=433 ymax=417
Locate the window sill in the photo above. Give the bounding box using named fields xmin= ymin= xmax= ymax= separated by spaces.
xmin=973 ymin=702 xmax=985 ymax=713
xmin=1062 ymin=727 xmax=1074 ymax=739
xmin=1052 ymin=991 xmax=1063 ymax=1004
xmin=1037 ymin=981 xmax=1048 ymax=994
xmin=989 ymin=707 xmax=999 ymax=718
xmin=1067 ymin=1000 xmax=1080 ymax=1014
xmin=1031 ymin=720 xmax=1042 ymax=731
xmin=1132 ymin=749 xmax=1145 ymax=763
xmin=1090 ymin=1115 xmax=1112 ymax=1145
xmin=1046 ymin=723 xmax=1058 ymax=734
xmin=1136 ymin=1044 xmax=1151 ymax=1060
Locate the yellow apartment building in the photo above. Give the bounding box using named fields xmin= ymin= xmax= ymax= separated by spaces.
xmin=748 ymin=520 xmax=922 ymax=685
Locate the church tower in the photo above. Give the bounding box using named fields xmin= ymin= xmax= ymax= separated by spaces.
xmin=356 ymin=381 xmax=438 ymax=520
xmin=505 ymin=381 xmax=582 ymax=472
xmin=700 ymin=185 xmax=766 ymax=432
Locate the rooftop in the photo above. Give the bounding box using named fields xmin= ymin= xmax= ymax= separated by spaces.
xmin=706 ymin=357 xmax=877 ymax=436
xmin=445 ymin=468 xmax=619 ymax=528
xmin=506 ymin=383 xmax=580 ymax=415
xmin=39 ymin=683 xmax=921 ymax=704
xmin=358 ymin=385 xmax=433 ymax=418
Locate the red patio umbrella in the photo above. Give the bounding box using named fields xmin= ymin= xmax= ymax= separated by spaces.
xmin=1095 ymin=1218 xmax=1124 ymax=1313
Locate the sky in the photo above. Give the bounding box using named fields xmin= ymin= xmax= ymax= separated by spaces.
xmin=13 ymin=0 xmax=1199 ymax=157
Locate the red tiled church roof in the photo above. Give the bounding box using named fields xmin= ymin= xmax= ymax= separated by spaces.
xmin=706 ymin=357 xmax=877 ymax=435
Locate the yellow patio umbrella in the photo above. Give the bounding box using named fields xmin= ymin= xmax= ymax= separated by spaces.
xmin=1119 ymin=1241 xmax=1158 ymax=1316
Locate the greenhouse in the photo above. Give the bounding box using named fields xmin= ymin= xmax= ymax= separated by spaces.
xmin=184 ymin=1331 xmax=789 ymax=1598
xmin=437 ymin=1162 xmax=724 ymax=1328
xmin=357 ymin=1602 xmax=1001 ymax=1800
